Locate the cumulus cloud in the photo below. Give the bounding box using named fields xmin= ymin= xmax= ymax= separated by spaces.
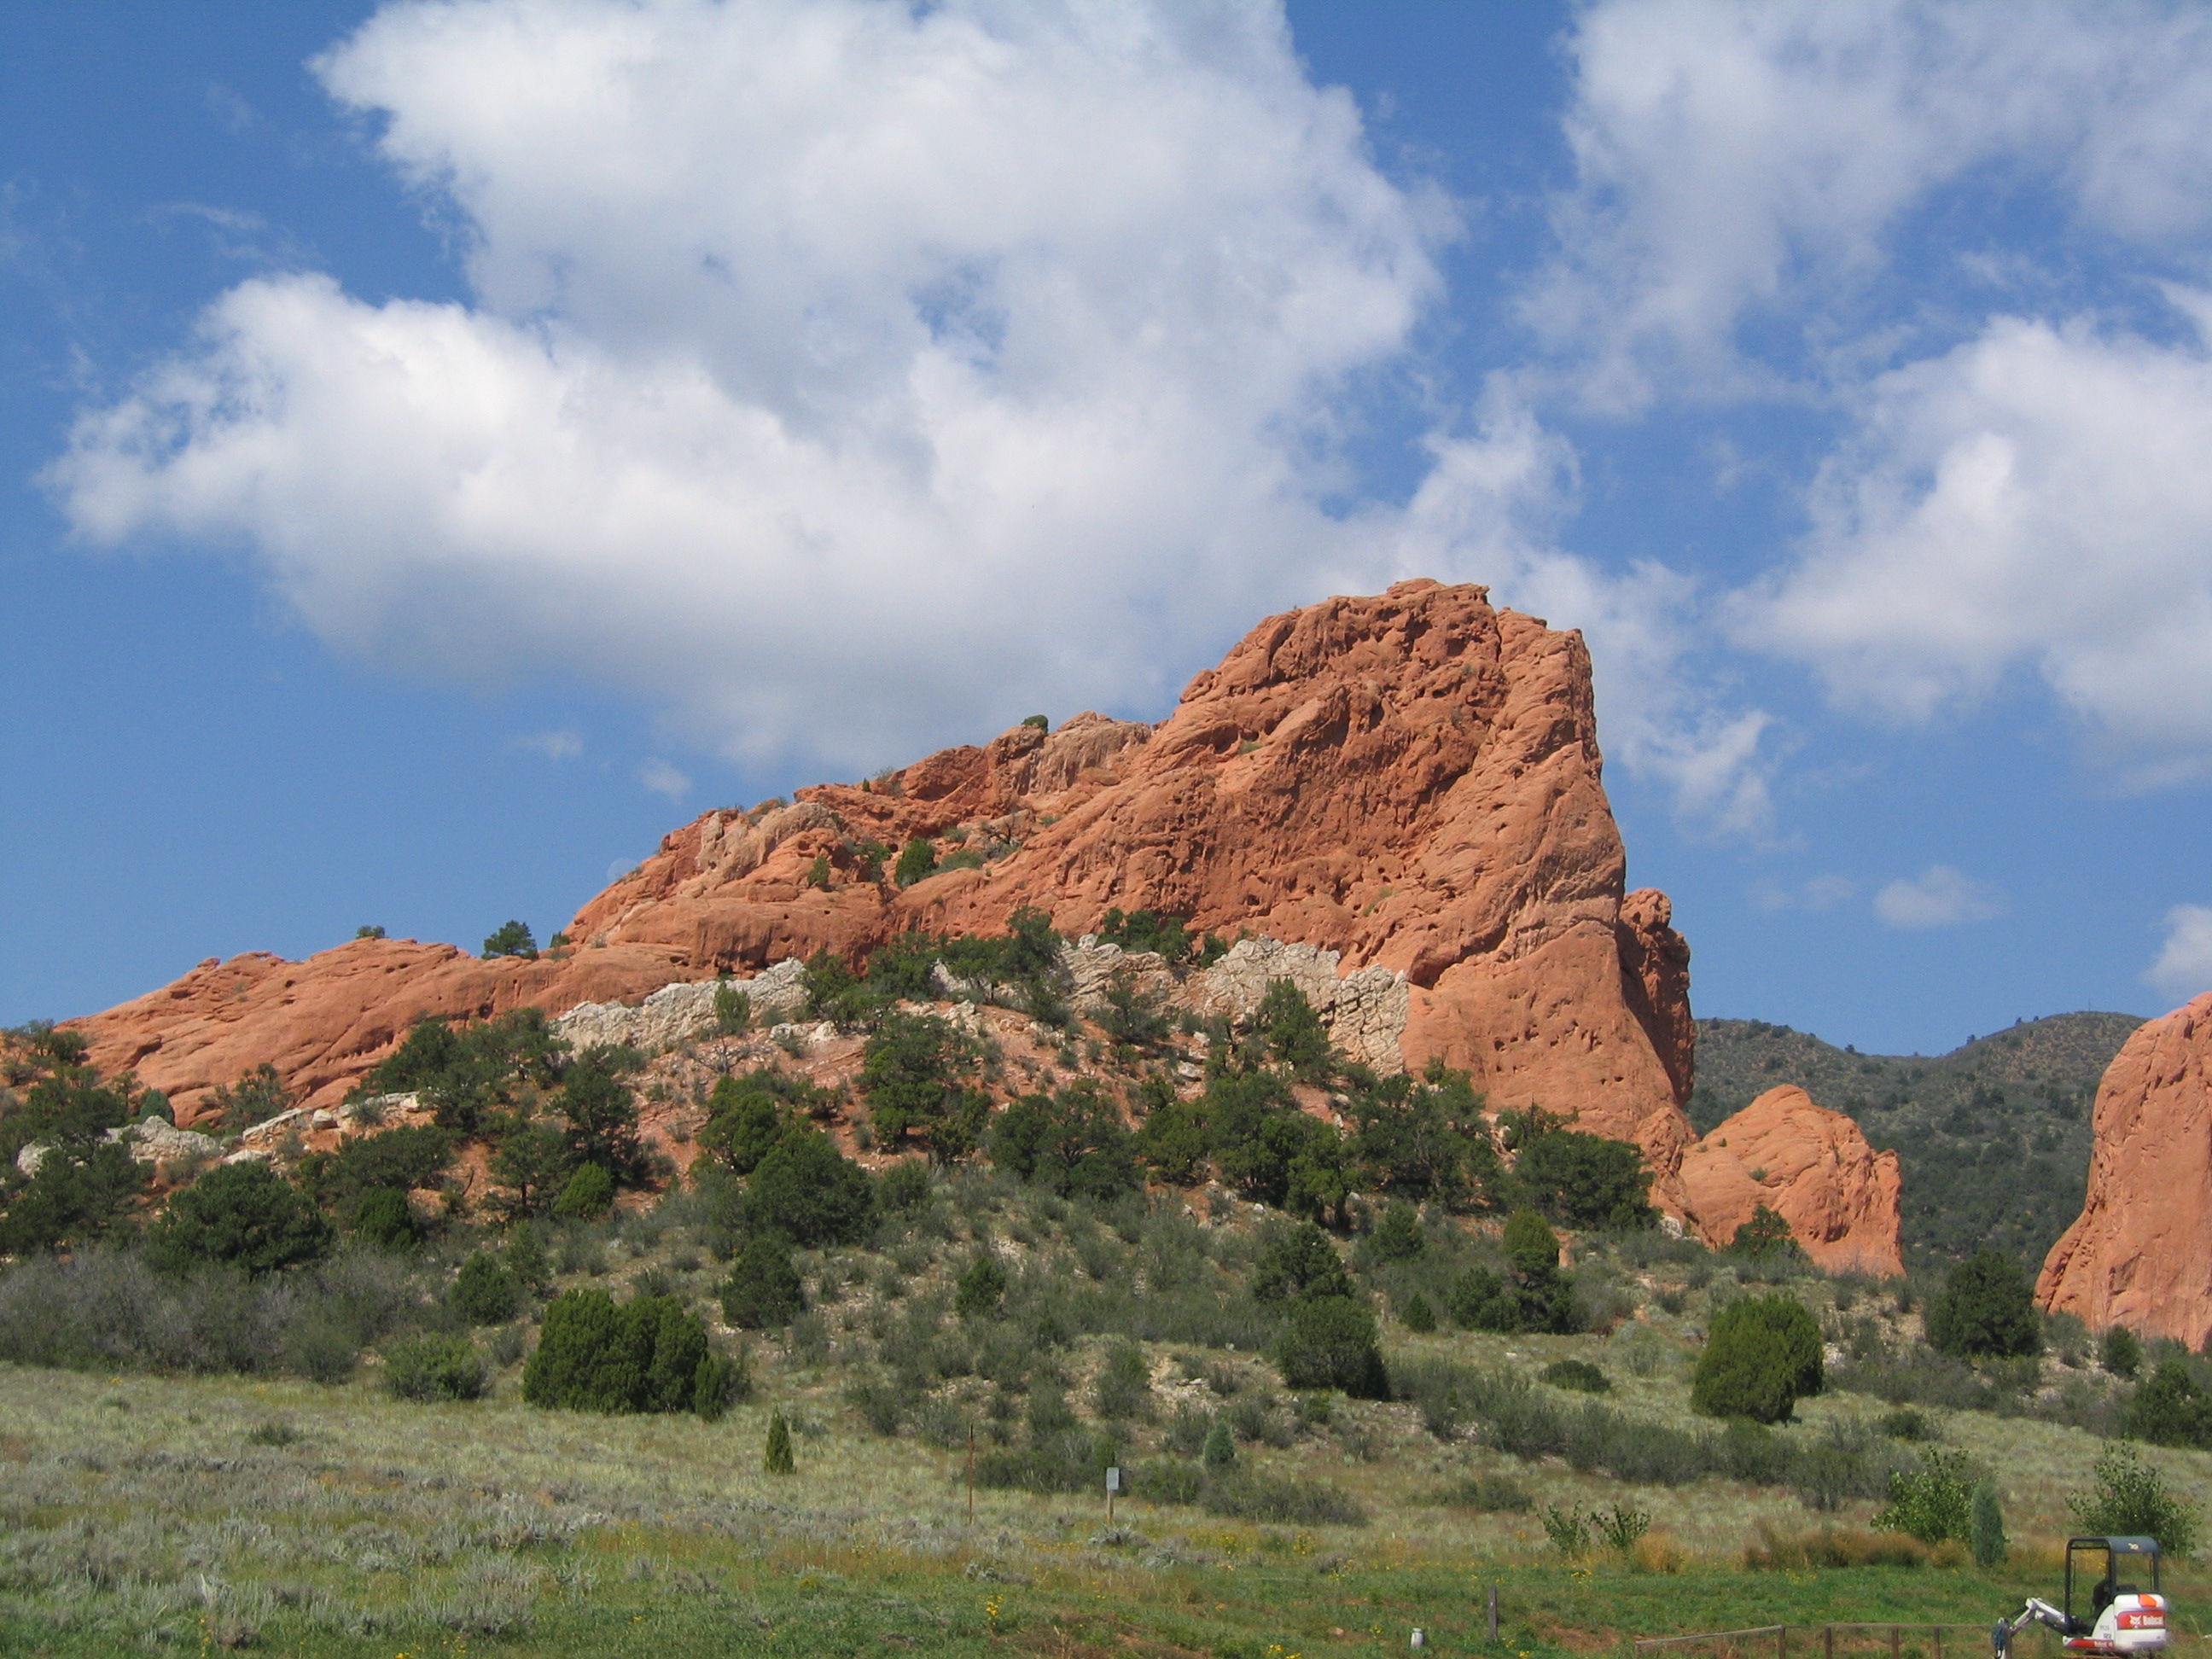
xmin=1534 ymin=0 xmax=2212 ymax=406
xmin=39 ymin=0 xmax=1775 ymax=831
xmin=1741 ymin=301 xmax=2212 ymax=780
xmin=637 ymin=758 xmax=690 ymax=801
xmin=2145 ymin=904 xmax=2212 ymax=1002
xmin=47 ymin=0 xmax=1456 ymax=772
xmin=1524 ymin=1 xmax=2212 ymax=783
xmin=1382 ymin=387 xmax=1778 ymax=834
xmin=1873 ymin=865 xmax=2005 ymax=930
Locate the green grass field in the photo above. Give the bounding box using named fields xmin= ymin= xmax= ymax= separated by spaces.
xmin=6 ymin=1336 xmax=2205 ymax=1659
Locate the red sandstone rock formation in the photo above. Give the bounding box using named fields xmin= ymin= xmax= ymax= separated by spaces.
xmin=1679 ymin=1086 xmax=1904 ymax=1276
xmin=73 ymin=581 xmax=1701 ymax=1192
xmin=2037 ymin=992 xmax=2212 ymax=1348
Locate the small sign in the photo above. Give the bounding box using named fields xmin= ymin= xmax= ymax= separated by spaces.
xmin=1105 ymin=1467 xmax=1123 ymax=1493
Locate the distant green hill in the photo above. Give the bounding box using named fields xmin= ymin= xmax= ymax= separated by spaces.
xmin=1688 ymin=1012 xmax=2146 ymax=1278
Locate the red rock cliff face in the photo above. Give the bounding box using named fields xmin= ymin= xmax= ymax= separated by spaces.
xmin=1678 ymin=1086 xmax=1905 ymax=1276
xmin=2038 ymin=992 xmax=2212 ymax=1349
xmin=73 ymin=581 xmax=1698 ymax=1188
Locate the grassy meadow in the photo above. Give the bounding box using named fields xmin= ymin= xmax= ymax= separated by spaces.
xmin=5 ymin=1213 xmax=2208 ymax=1659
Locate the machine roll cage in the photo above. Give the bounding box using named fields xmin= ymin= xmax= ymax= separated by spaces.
xmin=2064 ymin=1537 xmax=2161 ymax=1633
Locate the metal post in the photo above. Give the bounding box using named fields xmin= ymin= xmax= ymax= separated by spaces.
xmin=967 ymin=1432 xmax=975 ymax=1526
xmin=1487 ymin=1585 xmax=1499 ymax=1643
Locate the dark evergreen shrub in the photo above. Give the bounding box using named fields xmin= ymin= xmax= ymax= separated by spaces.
xmin=1926 ymin=1249 xmax=2040 ymax=1358
xmin=876 ymin=1158 xmax=933 ymax=1213
xmin=987 ymin=1081 xmax=1140 ymax=1199
xmin=697 ymin=1078 xmax=786 ymax=1175
xmin=1255 ymin=981 xmax=1332 ymax=1082
xmin=2125 ymin=1359 xmax=2212 ymax=1448
xmin=954 ymin=1251 xmax=1008 ymax=1320
xmin=1274 ymin=1295 xmax=1389 ymax=1400
xmin=558 ymin=1050 xmax=647 ymax=1186
xmin=1447 ymin=1266 xmax=1518 ymax=1332
xmin=1251 ymin=1220 xmax=1353 ymax=1303
xmin=1343 ymin=1061 xmax=1501 ymax=1212
xmin=1135 ymin=1097 xmax=1210 ymax=1185
xmin=1401 ymin=1291 xmax=1437 ymax=1333
xmin=1731 ymin=1205 xmax=1801 ymax=1259
xmin=0 ymin=1140 xmax=147 ymax=1254
xmin=522 ymin=1287 xmax=713 ymax=1415
xmin=1512 ymin=1126 xmax=1656 ymax=1230
xmin=302 ymin=1124 xmax=457 ymax=1210
xmin=383 ymin=1332 xmax=489 ymax=1402
xmin=203 ymin=1063 xmax=294 ymax=1132
xmin=1495 ymin=1208 xmax=1579 ymax=1333
xmin=742 ymin=1127 xmax=874 ymax=1247
xmin=692 ymin=1350 xmax=737 ymax=1420
xmin=1692 ymin=1293 xmax=1824 ymax=1423
xmin=149 ymin=1162 xmax=335 ymax=1275
xmin=452 ymin=1250 xmax=523 ymax=1324
xmin=552 ymin=1161 xmax=614 ymax=1220
xmin=352 ymin=1187 xmax=420 ymax=1249
xmin=481 ymin=920 xmax=538 ymax=958
xmin=720 ymin=1235 xmax=805 ymax=1329
xmin=861 ymin=1012 xmax=986 ymax=1160
xmin=713 ymin=981 xmax=753 ymax=1035
xmin=1369 ymin=1199 xmax=1425 ymax=1260
xmin=893 ymin=838 xmax=939 ymax=888
xmin=1094 ymin=1342 xmax=1152 ymax=1420
xmin=2101 ymin=1324 xmax=2143 ymax=1379
xmin=1541 ymin=1359 xmax=1610 ymax=1394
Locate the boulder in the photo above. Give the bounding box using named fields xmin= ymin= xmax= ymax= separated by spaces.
xmin=2037 ymin=992 xmax=2212 ymax=1349
xmin=1679 ymin=1086 xmax=1904 ymax=1276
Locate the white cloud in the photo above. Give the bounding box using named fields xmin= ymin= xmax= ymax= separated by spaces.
xmin=515 ymin=729 xmax=582 ymax=760
xmin=2145 ymin=904 xmax=2212 ymax=1002
xmin=1534 ymin=0 xmax=2212 ymax=407
xmin=1740 ymin=302 xmax=2212 ymax=780
xmin=1874 ymin=865 xmax=2005 ymax=930
xmin=1380 ymin=385 xmax=1777 ymax=834
xmin=47 ymin=0 xmax=1460 ymax=772
xmin=637 ymin=758 xmax=690 ymax=801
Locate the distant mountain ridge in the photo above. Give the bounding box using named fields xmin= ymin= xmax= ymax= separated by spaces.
xmin=1690 ymin=1012 xmax=2145 ymax=1276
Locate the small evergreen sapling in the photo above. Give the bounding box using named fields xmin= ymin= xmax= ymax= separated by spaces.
xmin=1200 ymin=1419 xmax=1237 ymax=1471
xmin=1971 ymin=1482 xmax=2008 ymax=1567
xmin=764 ymin=1410 xmax=795 ymax=1474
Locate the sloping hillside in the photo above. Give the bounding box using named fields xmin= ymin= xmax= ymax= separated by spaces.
xmin=1689 ymin=1013 xmax=2145 ymax=1276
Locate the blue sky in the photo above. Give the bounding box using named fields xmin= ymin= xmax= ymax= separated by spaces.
xmin=6 ymin=0 xmax=2211 ymax=1055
